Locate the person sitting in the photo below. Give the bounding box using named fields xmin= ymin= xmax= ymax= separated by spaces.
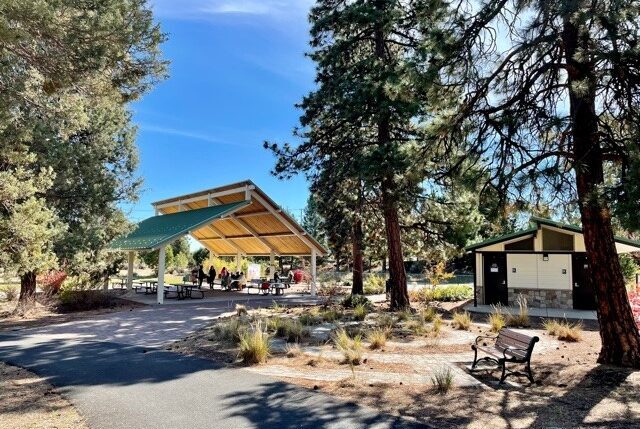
xmin=273 ymin=271 xmax=280 ymax=282
xmin=230 ymin=272 xmax=246 ymax=290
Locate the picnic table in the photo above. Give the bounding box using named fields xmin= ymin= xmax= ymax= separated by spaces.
xmin=132 ymin=280 xmax=157 ymax=295
xmin=165 ymin=284 xmax=204 ymax=300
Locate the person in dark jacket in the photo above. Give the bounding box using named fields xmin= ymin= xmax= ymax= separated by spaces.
xmin=208 ymin=266 xmax=216 ymax=289
xmin=197 ymin=265 xmax=206 ymax=287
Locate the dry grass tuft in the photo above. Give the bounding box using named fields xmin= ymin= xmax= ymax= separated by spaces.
xmin=333 ymin=328 xmax=364 ymax=365
xmin=367 ymin=328 xmax=389 ymax=349
xmin=543 ymin=319 xmax=583 ymax=342
xmin=235 ymin=304 xmax=247 ymax=317
xmin=285 ymin=343 xmax=302 ymax=357
xmin=488 ymin=304 xmax=506 ymax=333
xmin=506 ymin=294 xmax=530 ymax=327
xmin=419 ymin=307 xmax=437 ymax=323
xmin=451 ymin=311 xmax=472 ymax=330
xmin=238 ymin=321 xmax=271 ymax=364
xmin=431 ymin=365 xmax=454 ymax=394
xmin=430 ymin=314 xmax=443 ymax=337
xmin=353 ymin=303 xmax=368 ymax=321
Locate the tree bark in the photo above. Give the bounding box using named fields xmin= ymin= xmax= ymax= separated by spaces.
xmin=19 ymin=271 xmax=37 ymax=303
xmin=374 ymin=2 xmax=410 ymax=310
xmin=351 ymin=214 xmax=364 ymax=295
xmin=382 ymin=256 xmax=387 ymax=272
xmin=563 ymin=19 xmax=640 ymax=367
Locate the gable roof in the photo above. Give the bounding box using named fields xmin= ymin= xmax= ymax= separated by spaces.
xmin=149 ymin=180 xmax=327 ymax=256
xmin=465 ymin=217 xmax=640 ymax=251
xmin=108 ymin=201 xmax=250 ymax=251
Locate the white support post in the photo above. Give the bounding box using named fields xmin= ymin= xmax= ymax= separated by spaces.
xmin=127 ymin=251 xmax=134 ymax=292
xmin=269 ymin=251 xmax=275 ymax=280
xmin=311 ymin=248 xmax=317 ymax=296
xmin=157 ymin=246 xmax=165 ymax=305
xmin=236 ymin=252 xmax=242 ymax=272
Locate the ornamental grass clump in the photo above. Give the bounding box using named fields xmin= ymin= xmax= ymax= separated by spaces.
xmin=235 ymin=304 xmax=248 ymax=317
xmin=285 ymin=343 xmax=302 ymax=358
xmin=544 ymin=319 xmax=582 ymax=342
xmin=507 ymin=294 xmax=530 ymax=327
xmin=214 ymin=318 xmax=247 ymax=344
xmin=333 ymin=328 xmax=363 ymax=365
xmin=238 ymin=321 xmax=271 ymax=365
xmin=366 ymin=328 xmax=388 ymax=349
xmin=419 ymin=307 xmax=437 ymax=323
xmin=431 ymin=365 xmax=454 ymax=394
xmin=377 ymin=313 xmax=396 ymax=330
xmin=431 ymin=314 xmax=443 ymax=337
xmin=452 ymin=311 xmax=472 ymax=330
xmin=488 ymin=305 xmax=506 ymax=333
xmin=353 ymin=303 xmax=368 ymax=321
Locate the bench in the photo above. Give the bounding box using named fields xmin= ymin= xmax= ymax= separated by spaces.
xmin=471 ymin=328 xmax=539 ymax=384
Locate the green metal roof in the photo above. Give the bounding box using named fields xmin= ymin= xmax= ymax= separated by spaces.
xmin=108 ymin=200 xmax=250 ymax=251
xmin=465 ymin=216 xmax=640 ymax=251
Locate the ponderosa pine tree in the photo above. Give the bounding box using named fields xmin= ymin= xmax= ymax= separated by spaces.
xmin=0 ymin=0 xmax=166 ymax=303
xmin=432 ymin=0 xmax=640 ymax=366
xmin=267 ymin=0 xmax=452 ymax=309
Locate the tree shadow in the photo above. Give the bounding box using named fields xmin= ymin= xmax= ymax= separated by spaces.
xmin=222 ymin=380 xmax=428 ymax=428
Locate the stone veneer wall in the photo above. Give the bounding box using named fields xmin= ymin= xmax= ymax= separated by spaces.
xmin=475 ymin=283 xmax=484 ymax=305
xmin=508 ymin=288 xmax=573 ymax=309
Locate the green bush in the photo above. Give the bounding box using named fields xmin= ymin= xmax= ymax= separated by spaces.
xmin=341 ymin=294 xmax=373 ymax=309
xmin=431 ymin=285 xmax=473 ymax=302
xmin=214 ymin=318 xmax=248 ymax=343
xmin=320 ymin=307 xmax=343 ymax=322
xmin=619 ymin=254 xmax=638 ymax=284
xmin=363 ymin=275 xmax=385 ymax=295
xmin=57 ymin=290 xmax=120 ymax=312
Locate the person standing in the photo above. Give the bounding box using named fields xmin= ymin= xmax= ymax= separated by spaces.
xmin=208 ymin=265 xmax=216 ymax=289
xmin=197 ymin=265 xmax=206 ymax=288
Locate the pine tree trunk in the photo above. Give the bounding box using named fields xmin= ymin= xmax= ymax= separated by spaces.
xmin=374 ymin=6 xmax=409 ymax=310
xmin=351 ymin=215 xmax=364 ymax=295
xmin=563 ymin=19 xmax=640 ymax=367
xmin=19 ymin=271 xmax=37 ymax=303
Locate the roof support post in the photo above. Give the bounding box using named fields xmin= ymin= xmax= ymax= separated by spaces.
xmin=311 ymin=248 xmax=317 ymax=296
xmin=269 ymin=251 xmax=275 ymax=280
xmin=157 ymin=246 xmax=165 ymax=305
xmin=236 ymin=252 xmax=242 ymax=272
xmin=127 ymin=251 xmax=134 ymax=292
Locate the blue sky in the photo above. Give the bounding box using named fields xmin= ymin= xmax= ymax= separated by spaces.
xmin=124 ymin=0 xmax=316 ymax=223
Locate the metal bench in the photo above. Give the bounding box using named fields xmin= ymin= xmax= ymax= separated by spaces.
xmin=471 ymin=328 xmax=539 ymax=384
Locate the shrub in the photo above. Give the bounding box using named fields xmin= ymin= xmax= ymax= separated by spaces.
xmin=395 ymin=310 xmax=411 ymax=322
xmin=426 ymin=261 xmax=455 ymax=287
xmin=363 ymin=275 xmax=385 ymax=295
xmin=57 ymin=290 xmax=120 ymax=312
xmin=272 ymin=318 xmax=306 ymax=342
xmin=452 ymin=311 xmax=472 ymax=330
xmin=544 ymin=319 xmax=582 ymax=342
xmin=406 ymin=319 xmax=427 ymax=335
xmin=367 ymin=328 xmax=388 ymax=349
xmin=285 ymin=343 xmax=302 ymax=358
xmin=432 ymin=285 xmax=473 ymax=302
xmin=488 ymin=305 xmax=506 ymax=333
xmin=38 ymin=271 xmax=67 ymax=295
xmin=238 ymin=322 xmax=271 ymax=364
xmin=419 ymin=307 xmax=437 ymax=323
xmin=341 ymin=294 xmax=372 ymax=309
xmin=333 ymin=328 xmax=364 ymax=365
xmin=619 ymin=254 xmax=638 ymax=284
xmin=299 ymin=311 xmax=321 ymax=326
xmin=431 ymin=314 xmax=443 ymax=337
xmin=377 ymin=313 xmax=396 ymax=329
xmin=506 ymin=294 xmax=529 ymax=327
xmin=235 ymin=304 xmax=248 ymax=317
xmin=0 ymin=285 xmax=17 ymax=302
xmin=353 ymin=303 xmax=368 ymax=321
xmin=318 ymin=284 xmax=344 ymax=306
xmin=214 ymin=318 xmax=248 ymax=343
xmin=409 ymin=288 xmax=434 ymax=303
xmin=431 ymin=365 xmax=454 ymax=394
xmin=320 ymin=307 xmax=342 ymax=322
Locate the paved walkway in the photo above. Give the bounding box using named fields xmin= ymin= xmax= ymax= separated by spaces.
xmin=465 ymin=304 xmax=597 ymax=320
xmin=0 ymin=300 xmax=425 ymax=429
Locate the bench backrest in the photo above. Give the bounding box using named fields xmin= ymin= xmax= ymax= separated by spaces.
xmin=495 ymin=328 xmax=539 ymax=360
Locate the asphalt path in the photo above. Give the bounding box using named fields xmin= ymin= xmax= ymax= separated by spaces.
xmin=0 ymin=300 xmax=427 ymax=429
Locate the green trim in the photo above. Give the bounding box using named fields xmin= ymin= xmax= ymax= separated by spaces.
xmin=466 ymin=216 xmax=640 ymax=251
xmin=107 ymin=200 xmax=250 ymax=251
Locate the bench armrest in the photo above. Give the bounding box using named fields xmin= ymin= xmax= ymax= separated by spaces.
xmin=475 ymin=334 xmax=498 ymax=345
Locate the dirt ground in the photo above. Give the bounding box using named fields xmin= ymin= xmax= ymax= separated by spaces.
xmin=170 ymin=304 xmax=640 ymax=429
xmin=0 ymin=362 xmax=87 ymax=429
xmin=0 ymin=294 xmax=144 ymax=331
